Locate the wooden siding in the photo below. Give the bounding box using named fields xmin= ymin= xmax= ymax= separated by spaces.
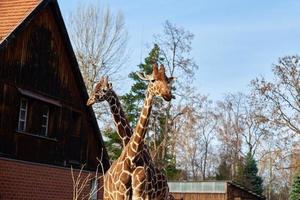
xmin=172 ymin=192 xmax=226 ymax=200
xmin=0 ymin=4 xmax=109 ymax=170
xmin=0 ymin=7 xmax=82 ymax=103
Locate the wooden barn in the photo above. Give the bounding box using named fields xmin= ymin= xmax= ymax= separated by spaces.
xmin=168 ymin=181 xmax=266 ymax=200
xmin=0 ymin=0 xmax=110 ymax=199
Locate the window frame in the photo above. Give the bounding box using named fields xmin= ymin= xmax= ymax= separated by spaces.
xmin=17 ymin=88 xmax=62 ymax=138
xmin=41 ymin=105 xmax=50 ymax=136
xmin=18 ymin=98 xmax=28 ymax=132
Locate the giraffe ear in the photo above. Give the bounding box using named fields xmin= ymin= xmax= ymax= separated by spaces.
xmin=159 ymin=64 xmax=165 ymax=73
xmin=136 ymin=72 xmax=153 ymax=81
xmin=108 ymin=82 xmax=113 ymax=89
xmin=103 ymin=76 xmax=109 ymax=85
xmin=168 ymin=76 xmax=176 ymax=83
xmin=100 ymin=76 xmax=106 ymax=82
xmin=94 ymin=78 xmax=103 ymax=90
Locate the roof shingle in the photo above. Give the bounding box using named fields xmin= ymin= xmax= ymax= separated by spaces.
xmin=0 ymin=0 xmax=41 ymax=42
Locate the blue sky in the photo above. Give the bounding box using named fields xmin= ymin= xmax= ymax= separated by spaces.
xmin=58 ymin=0 xmax=300 ymax=100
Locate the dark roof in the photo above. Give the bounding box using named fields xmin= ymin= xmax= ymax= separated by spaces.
xmin=228 ymin=181 xmax=265 ymax=200
xmin=0 ymin=0 xmax=109 ymax=169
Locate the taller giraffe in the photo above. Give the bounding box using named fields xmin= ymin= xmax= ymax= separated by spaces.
xmin=87 ymin=64 xmax=174 ymax=200
xmin=87 ymin=76 xmax=175 ymax=199
xmin=128 ymin=63 xmax=174 ymax=199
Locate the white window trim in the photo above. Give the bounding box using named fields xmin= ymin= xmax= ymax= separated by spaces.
xmin=18 ymin=98 xmax=28 ymax=132
xmin=41 ymin=107 xmax=49 ymax=136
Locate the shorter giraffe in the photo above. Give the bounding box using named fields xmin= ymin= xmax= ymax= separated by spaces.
xmin=87 ymin=76 xmax=131 ymax=148
xmin=87 ymin=75 xmax=175 ymax=199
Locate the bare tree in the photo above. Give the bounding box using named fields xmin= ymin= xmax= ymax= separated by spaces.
xmin=251 ymin=55 xmax=300 ymax=198
xmin=196 ymin=96 xmax=217 ymax=180
xmin=252 ymin=55 xmax=300 ymax=135
xmin=175 ymin=94 xmax=217 ymax=180
xmin=68 ymin=3 xmax=128 ymax=94
xmin=259 ymin=146 xmax=291 ymax=200
xmin=217 ymin=92 xmax=270 ymax=158
xmin=241 ymin=93 xmax=270 ymax=157
xmin=216 ymin=93 xmax=244 ymax=179
xmin=151 ymin=21 xmax=198 ymax=168
xmin=175 ymin=103 xmax=200 ymax=180
xmin=154 ymin=20 xmax=198 ymax=90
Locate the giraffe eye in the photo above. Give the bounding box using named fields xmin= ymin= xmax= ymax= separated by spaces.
xmin=151 ymin=79 xmax=155 ymax=83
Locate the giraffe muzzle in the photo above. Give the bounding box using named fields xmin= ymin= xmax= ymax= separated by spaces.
xmin=86 ymin=97 xmax=96 ymax=106
xmin=162 ymin=94 xmax=172 ymax=101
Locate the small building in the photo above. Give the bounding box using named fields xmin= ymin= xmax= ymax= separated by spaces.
xmin=168 ymin=181 xmax=265 ymax=200
xmin=0 ymin=0 xmax=110 ymax=199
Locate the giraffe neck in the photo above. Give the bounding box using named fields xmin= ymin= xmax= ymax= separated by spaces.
xmin=128 ymin=91 xmax=153 ymax=159
xmin=107 ymin=90 xmax=132 ymax=147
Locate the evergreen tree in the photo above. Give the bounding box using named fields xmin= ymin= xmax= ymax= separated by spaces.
xmin=121 ymin=44 xmax=162 ymax=127
xmin=121 ymin=44 xmax=181 ymax=179
xmin=234 ymin=158 xmax=245 ymax=184
xmin=103 ymin=44 xmax=162 ymax=161
xmin=289 ymin=174 xmax=300 ymax=200
xmin=241 ymin=152 xmax=264 ymax=196
xmin=102 ymin=128 xmax=122 ymax=161
xmin=121 ymin=44 xmax=166 ymax=154
xmin=216 ymin=159 xmax=231 ymax=180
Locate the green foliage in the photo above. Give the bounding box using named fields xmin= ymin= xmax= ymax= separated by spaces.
xmin=103 ymin=43 xmax=161 ymax=161
xmin=121 ymin=44 xmax=166 ymax=148
xmin=289 ymin=174 xmax=300 ymax=200
xmin=121 ymin=44 xmax=162 ymax=127
xmin=121 ymin=44 xmax=181 ymax=179
xmin=216 ymin=159 xmax=231 ymax=180
xmin=234 ymin=159 xmax=245 ymax=184
xmin=237 ymin=152 xmax=263 ymax=196
xmin=103 ymin=128 xmax=122 ymax=161
xmin=165 ymin=165 xmax=185 ymax=181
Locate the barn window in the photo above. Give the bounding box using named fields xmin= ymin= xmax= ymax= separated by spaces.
xmin=18 ymin=88 xmax=62 ymax=138
xmin=18 ymin=98 xmax=28 ymax=131
xmin=41 ymin=105 xmax=49 ymax=136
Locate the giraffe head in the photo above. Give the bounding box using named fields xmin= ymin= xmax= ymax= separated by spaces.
xmin=137 ymin=63 xmax=175 ymax=101
xmin=86 ymin=76 xmax=113 ymax=106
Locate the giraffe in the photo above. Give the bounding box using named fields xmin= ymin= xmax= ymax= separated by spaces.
xmin=87 ymin=76 xmax=131 ymax=148
xmin=87 ymin=64 xmax=175 ymax=200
